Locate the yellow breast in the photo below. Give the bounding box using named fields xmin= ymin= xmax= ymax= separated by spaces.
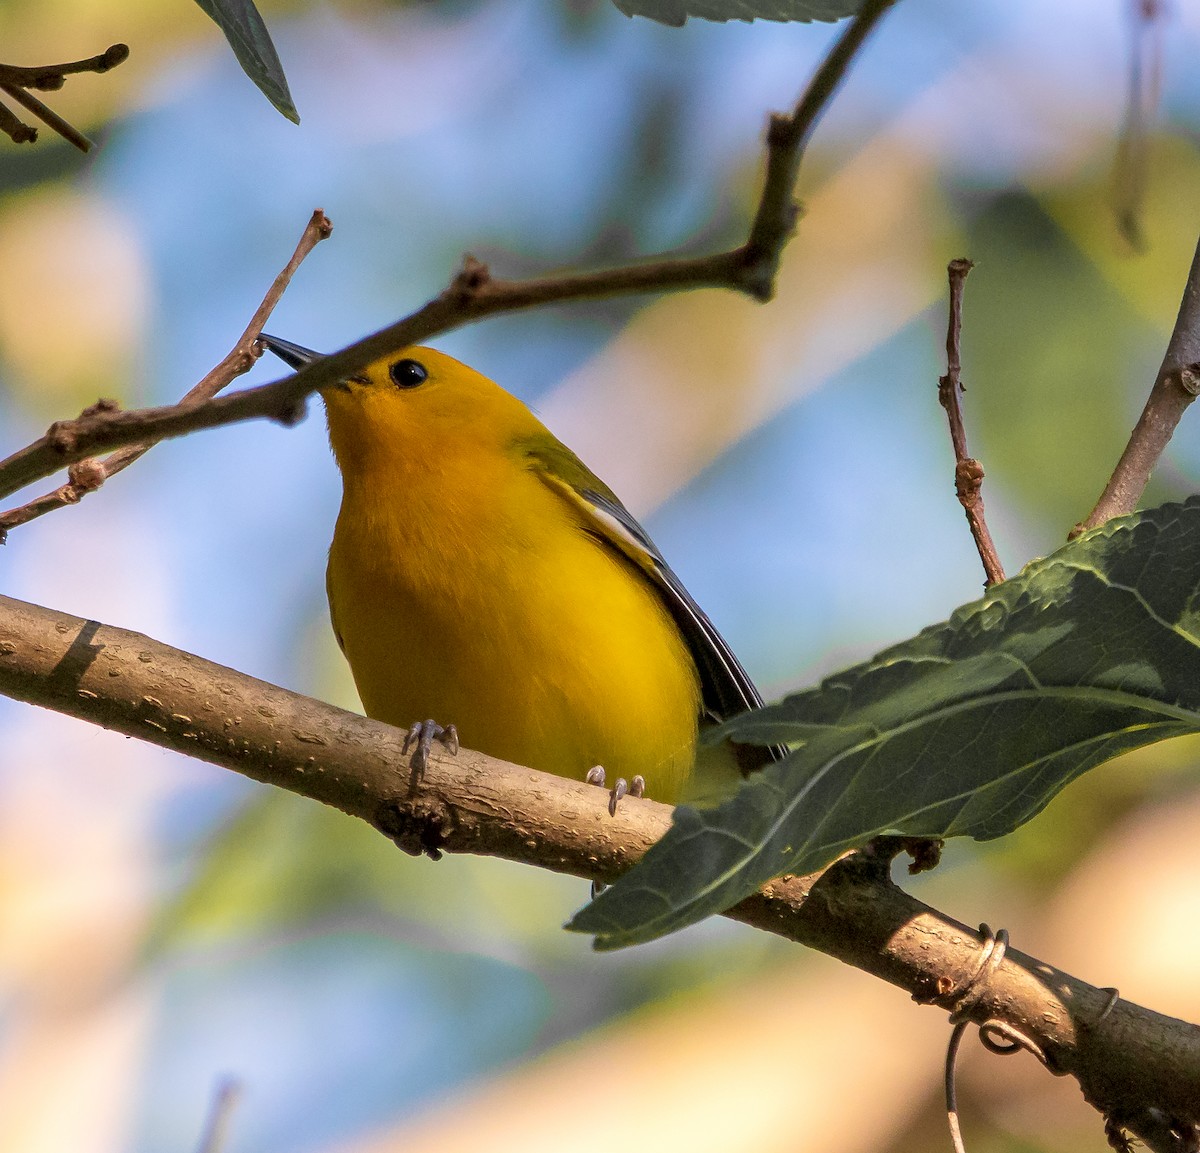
xmin=322 ymin=349 xmax=704 ymax=803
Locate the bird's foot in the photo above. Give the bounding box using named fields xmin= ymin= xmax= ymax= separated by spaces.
xmin=403 ymin=719 xmax=459 ymax=774
xmin=585 ymin=766 xmax=645 ymax=817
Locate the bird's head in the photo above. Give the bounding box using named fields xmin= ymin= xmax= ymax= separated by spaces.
xmin=259 ymin=333 xmax=541 ymax=477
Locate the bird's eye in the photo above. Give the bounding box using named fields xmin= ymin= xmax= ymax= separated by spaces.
xmin=389 ymin=358 xmax=428 ymax=389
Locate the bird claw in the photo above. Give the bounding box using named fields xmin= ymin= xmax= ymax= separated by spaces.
xmin=585 ymin=766 xmax=646 ymax=816
xmin=403 ymin=719 xmax=459 ymax=774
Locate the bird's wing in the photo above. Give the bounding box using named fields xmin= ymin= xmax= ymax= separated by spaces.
xmin=522 ymin=438 xmax=779 ymax=771
xmin=325 ymin=565 xmax=347 ymax=655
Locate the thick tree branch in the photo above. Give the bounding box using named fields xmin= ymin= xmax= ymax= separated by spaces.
xmin=0 ymin=0 xmax=896 ymax=508
xmin=0 ymin=210 xmax=332 ymax=541
xmin=0 ymin=592 xmax=1196 ymax=1148
xmin=1075 ymin=231 xmax=1200 ymax=537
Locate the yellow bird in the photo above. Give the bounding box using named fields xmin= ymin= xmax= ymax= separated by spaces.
xmin=260 ymin=335 xmax=773 ymax=808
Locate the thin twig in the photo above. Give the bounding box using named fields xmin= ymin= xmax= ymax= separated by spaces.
xmin=0 ymin=44 xmax=129 ymax=89
xmin=1075 ymin=232 xmax=1200 ymax=537
xmin=0 ymin=591 xmax=1197 ymax=1149
xmin=0 ymin=210 xmax=332 ymax=541
xmin=941 ymin=926 xmax=1015 ymax=1153
xmin=0 ymin=44 xmax=128 ymax=150
xmin=937 ymin=258 xmax=1005 ymax=586
xmin=0 ymin=95 xmax=36 ymax=143
xmin=0 ymin=82 xmax=93 ymax=151
xmin=742 ymin=0 xmax=897 ymax=294
xmin=945 ymin=1020 xmax=969 ymax=1153
xmin=1112 ymin=0 xmax=1166 ymax=251
xmin=0 ymin=0 xmax=898 ymax=507
xmin=193 ymin=1079 xmax=241 ymax=1153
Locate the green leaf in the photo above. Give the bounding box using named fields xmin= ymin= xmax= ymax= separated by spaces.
xmin=570 ymin=499 xmax=1200 ymax=949
xmin=610 ymin=0 xmax=860 ymax=26
xmin=193 ymin=0 xmax=299 ymax=124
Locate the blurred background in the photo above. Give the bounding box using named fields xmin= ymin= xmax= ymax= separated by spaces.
xmin=1 ymin=0 xmax=1200 ymax=1150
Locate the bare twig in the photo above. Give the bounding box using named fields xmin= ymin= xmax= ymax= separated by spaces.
xmin=0 ymin=1 xmax=898 ymax=507
xmin=943 ymin=926 xmax=1025 ymax=1153
xmin=945 ymin=1020 xmax=969 ymax=1153
xmin=0 ymin=591 xmax=1196 ymax=1149
xmin=0 ymin=44 xmax=128 ymax=151
xmin=1075 ymin=232 xmax=1200 ymax=538
xmin=0 ymin=81 xmax=93 ymax=151
xmin=0 ymin=210 xmax=332 ymax=541
xmin=1112 ymin=0 xmax=1166 ymax=251
xmin=743 ymin=0 xmax=897 ymax=294
xmin=937 ymin=258 xmax=1005 ymax=586
xmin=193 ymin=1079 xmax=241 ymax=1153
xmin=0 ymin=44 xmax=129 ymax=89
xmin=0 ymin=95 xmax=37 ymax=143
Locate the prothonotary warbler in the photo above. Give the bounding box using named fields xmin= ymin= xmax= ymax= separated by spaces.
xmin=260 ymin=334 xmax=774 ymax=809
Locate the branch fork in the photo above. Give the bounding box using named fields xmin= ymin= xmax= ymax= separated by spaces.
xmin=0 ymin=43 xmax=129 ymax=152
xmin=0 ymin=210 xmax=333 ymax=541
xmin=0 ymin=1 xmax=896 ymax=525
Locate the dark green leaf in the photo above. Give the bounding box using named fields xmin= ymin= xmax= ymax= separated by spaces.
xmin=571 ymin=499 xmax=1200 ymax=949
xmin=193 ymin=0 xmax=299 ymax=123
xmin=610 ymin=0 xmax=860 ymax=25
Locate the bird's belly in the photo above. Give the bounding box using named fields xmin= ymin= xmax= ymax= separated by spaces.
xmin=327 ymin=527 xmax=702 ymax=803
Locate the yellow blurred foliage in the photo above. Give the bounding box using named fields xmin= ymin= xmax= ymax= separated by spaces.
xmin=1043 ymin=133 xmax=1200 ymax=333
xmin=0 ymin=0 xmax=276 ymax=125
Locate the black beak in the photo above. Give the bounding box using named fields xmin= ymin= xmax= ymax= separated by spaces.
xmin=259 ymin=333 xmax=323 ymax=370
